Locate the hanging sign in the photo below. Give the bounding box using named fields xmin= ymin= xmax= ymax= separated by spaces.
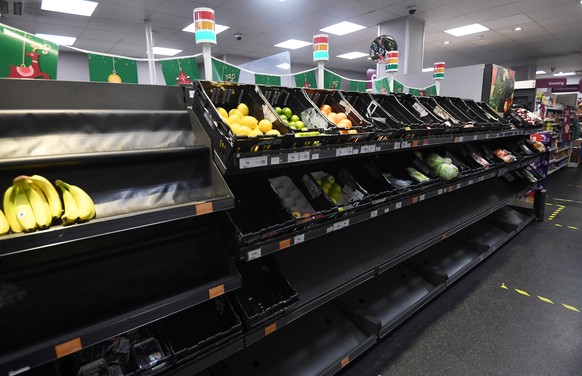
xmin=433 ymin=62 xmax=445 ymax=80
xmin=193 ymin=7 xmax=216 ymax=44
xmin=313 ymin=34 xmax=329 ymax=61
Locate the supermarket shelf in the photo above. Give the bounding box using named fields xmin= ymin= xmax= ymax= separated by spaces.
xmin=164 ymin=338 xmax=245 ymax=376
xmin=552 ymin=144 xmax=572 ymax=154
xmin=217 ymin=303 xmax=376 ymax=376
xmin=0 ymin=229 xmax=242 ymax=376
xmin=549 ymin=155 xmax=570 ymax=164
xmin=241 ymin=178 xmax=537 ymax=347
xmin=239 ymin=154 xmax=543 ymax=261
xmin=218 ymin=128 xmax=541 ymax=174
xmin=548 ymin=163 xmax=568 ymax=175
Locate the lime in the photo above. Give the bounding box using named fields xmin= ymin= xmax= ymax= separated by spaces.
xmin=327 ymin=175 xmax=335 ymax=184
xmin=289 ymin=121 xmax=297 ymax=128
xmin=282 ymin=107 xmax=293 ymax=119
xmin=280 ymin=114 xmax=288 ymax=121
xmin=301 ymin=127 xmax=308 ymax=131
xmin=295 ymin=121 xmax=305 ymax=129
xmin=290 ymin=114 xmax=300 ymax=122
xmin=316 ymin=178 xmax=322 ymax=186
xmin=275 ymin=107 xmax=282 ymax=115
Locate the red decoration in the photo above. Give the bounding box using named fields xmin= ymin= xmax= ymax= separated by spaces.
xmin=8 ymin=51 xmax=50 ymax=79
xmin=177 ymin=71 xmax=192 ymax=84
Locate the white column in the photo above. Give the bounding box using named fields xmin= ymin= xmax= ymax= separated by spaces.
xmin=203 ymin=44 xmax=212 ymax=81
xmin=317 ymin=61 xmax=324 ymax=89
xmin=144 ymin=19 xmax=157 ymax=85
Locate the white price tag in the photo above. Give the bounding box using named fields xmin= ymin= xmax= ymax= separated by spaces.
xmin=457 ymin=136 xmax=464 ymax=142
xmin=333 ymin=219 xmax=350 ymax=231
xmin=438 ymin=189 xmax=444 ymax=195
xmin=478 ymin=176 xmax=484 ymax=182
xmin=473 ymin=135 xmax=478 ymax=140
xmin=401 ymin=140 xmax=412 ymax=148
xmin=240 ymin=156 xmax=268 ymax=169
xmin=312 ymin=153 xmax=320 ymax=160
xmin=468 ymin=180 xmax=474 ymax=185
xmin=395 ymin=202 xmax=402 ymax=209
xmin=375 ymin=146 xmax=381 ymax=152
xmin=419 ymin=194 xmax=425 ymax=201
xmin=288 ymin=152 xmax=299 ymax=163
xmin=393 ymin=141 xmax=401 ymax=150
xmin=326 ymin=226 xmax=334 ymax=233
xmin=299 ymin=151 xmax=310 ymax=161
xmin=188 ymin=90 xmax=195 ymax=98
xmin=485 ymin=134 xmax=490 ymax=139
xmin=294 ymin=234 xmax=305 ymax=244
xmin=271 ymin=156 xmax=280 ymax=165
xmin=336 ymin=146 xmax=353 ymax=157
xmin=248 ymin=248 xmax=262 ymax=261
xmin=361 ymin=144 xmax=376 ymax=154
xmin=456 ymin=183 xmax=461 ymax=189
xmin=370 ymin=210 xmax=378 ymax=218
xmin=352 ymin=148 xmax=360 ymax=155
xmin=384 ymin=207 xmax=390 ymax=214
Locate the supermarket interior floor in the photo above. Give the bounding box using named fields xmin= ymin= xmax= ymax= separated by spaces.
xmin=339 ymin=167 xmax=582 ymax=376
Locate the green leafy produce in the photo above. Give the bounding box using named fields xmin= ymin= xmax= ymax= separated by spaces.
xmin=435 ymin=163 xmax=459 ymax=180
xmin=407 ymin=167 xmax=430 ymax=183
xmin=425 ymin=153 xmax=445 ymax=169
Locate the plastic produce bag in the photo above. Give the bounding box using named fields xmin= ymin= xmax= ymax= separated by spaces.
xmin=407 ymin=167 xmax=430 ymax=183
xmin=434 ymin=163 xmax=459 ymax=180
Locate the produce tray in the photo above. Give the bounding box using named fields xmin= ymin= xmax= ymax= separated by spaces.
xmin=394 ymin=93 xmax=448 ymax=134
xmin=159 ymin=296 xmax=243 ymax=363
xmin=504 ymin=105 xmax=544 ymax=128
xmin=432 ymin=96 xmax=483 ymax=131
xmin=191 ymin=81 xmax=293 ymax=167
xmin=224 ymin=174 xmax=297 ymax=248
xmin=256 ymin=85 xmax=351 ymax=145
xmin=338 ymin=90 xmax=403 ymax=139
xmin=302 ymin=88 xmax=375 ymax=141
xmin=464 ymin=99 xmax=511 ymax=129
xmin=370 ymin=93 xmax=430 ymax=137
xmin=416 ymin=96 xmax=467 ymax=132
xmin=229 ymin=256 xmax=299 ymax=329
xmin=341 ymin=159 xmax=399 ymax=204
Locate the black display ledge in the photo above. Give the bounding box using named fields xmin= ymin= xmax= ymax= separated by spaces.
xmin=239 ymin=154 xmax=543 ymax=261
xmin=0 ymin=264 xmax=241 ymax=376
xmin=241 ymin=178 xmax=537 ymax=347
xmin=215 ymin=127 xmax=542 ymax=174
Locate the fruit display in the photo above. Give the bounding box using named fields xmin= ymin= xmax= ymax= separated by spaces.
xmin=424 ymin=153 xmax=460 ymax=180
xmin=1 ymin=175 xmax=95 ymax=235
xmin=268 ymin=176 xmax=314 ymax=219
xmin=311 ymin=170 xmax=366 ymax=206
xmin=272 ymin=106 xmax=322 ymax=137
xmin=494 ymin=149 xmax=518 ymax=163
xmin=216 ymin=102 xmax=280 ymax=138
xmin=319 ymin=104 xmax=357 ymax=135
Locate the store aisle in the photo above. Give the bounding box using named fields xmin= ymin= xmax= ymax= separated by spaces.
xmin=340 ymin=168 xmax=582 ymax=376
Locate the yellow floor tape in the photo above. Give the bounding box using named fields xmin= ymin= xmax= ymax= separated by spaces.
xmin=501 ymin=283 xmax=580 ymax=314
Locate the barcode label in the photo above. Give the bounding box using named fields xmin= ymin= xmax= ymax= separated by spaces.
xmin=336 ymin=146 xmax=353 ymax=156
xmin=401 ymin=140 xmax=412 ymax=148
xmin=271 ymin=156 xmax=280 ymax=165
xmin=333 ymin=219 xmax=350 ymax=231
xmin=299 ymin=151 xmax=310 ymax=161
xmin=294 ymin=234 xmax=305 ymax=244
xmin=240 ymin=156 xmax=268 ymax=169
xmin=288 ymin=152 xmax=299 ymax=163
xmin=248 ymin=249 xmax=262 ymax=261
xmin=361 ymin=144 xmax=376 ymax=153
xmin=312 ymin=153 xmax=320 ymax=160
xmin=370 ymin=210 xmax=378 ymax=218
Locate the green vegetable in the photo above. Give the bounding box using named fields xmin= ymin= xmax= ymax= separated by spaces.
xmin=407 ymin=167 xmax=430 ymax=183
xmin=435 ymin=163 xmax=459 ymax=180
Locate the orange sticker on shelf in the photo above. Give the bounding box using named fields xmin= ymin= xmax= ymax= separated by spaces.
xmin=341 ymin=356 xmax=350 ymax=367
xmin=55 ymin=338 xmax=82 ymax=358
xmin=264 ymin=323 xmax=277 ymax=336
xmin=209 ymin=284 xmax=225 ymax=299
xmin=279 ymin=239 xmax=291 ymax=250
xmin=195 ymin=202 xmax=214 ymax=215
xmin=412 ymin=140 xmax=419 ymax=147
xmin=412 ymin=196 xmax=419 ymax=204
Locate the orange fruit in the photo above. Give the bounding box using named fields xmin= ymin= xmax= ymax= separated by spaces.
xmin=336 ymin=112 xmax=347 ymax=121
xmin=320 ymin=104 xmax=332 ymax=115
xmin=327 ymin=112 xmax=338 ymax=124
xmin=338 ymin=119 xmax=352 ymax=129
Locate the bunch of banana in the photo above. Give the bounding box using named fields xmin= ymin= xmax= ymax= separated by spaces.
xmin=0 ymin=208 xmax=9 ymax=235
xmin=55 ymin=179 xmax=96 ymax=225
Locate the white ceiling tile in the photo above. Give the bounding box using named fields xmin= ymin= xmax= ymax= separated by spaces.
xmin=428 ymin=16 xmax=477 ymax=31
xmin=79 ymin=29 xmax=126 ymax=42
xmin=514 ymin=0 xmax=574 ymax=13
xmin=445 ymin=0 xmax=520 ymax=14
xmin=34 ymin=23 xmax=85 ymax=37
xmin=414 ymin=6 xmax=462 ymax=23
xmin=91 ymin=4 xmax=150 ymax=23
xmin=85 ymin=18 xmax=141 ymax=33
xmin=383 ymin=0 xmax=444 ymax=17
xmin=74 ymin=39 xmax=118 ymax=50
xmin=348 ymin=9 xmax=398 ymax=26
xmin=526 ymin=3 xmax=582 ymax=22
xmin=97 ymin=0 xmax=167 ymax=10
xmin=470 ymin=6 xmax=524 ymax=23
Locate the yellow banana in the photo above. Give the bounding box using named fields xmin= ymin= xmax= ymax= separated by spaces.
xmin=56 ymin=183 xmax=79 ymax=225
xmin=0 ymin=209 xmax=9 ymax=235
xmin=28 ymin=174 xmax=62 ymax=220
xmin=3 ymin=186 xmax=22 ymax=233
xmin=56 ymin=180 xmax=95 ymax=222
xmin=24 ymin=181 xmax=52 ymax=229
xmin=13 ymin=182 xmax=37 ymax=232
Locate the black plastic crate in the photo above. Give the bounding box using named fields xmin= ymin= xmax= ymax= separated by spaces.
xmin=230 ymin=256 xmax=298 ymax=329
xmin=256 ymin=85 xmax=346 ymax=146
xmin=371 ymin=93 xmax=430 ymax=138
xmin=191 ymin=81 xmax=293 ymax=166
xmin=302 ymin=87 xmax=375 ymax=142
xmin=370 ymin=153 xmax=441 ymax=195
xmin=158 ymin=296 xmax=242 ymax=363
xmin=504 ymin=105 xmax=544 ymax=128
xmin=416 ymin=96 xmax=466 ymax=132
xmin=418 ymin=147 xmax=484 ymax=180
xmin=394 ymin=93 xmax=447 ymax=135
xmin=340 ymin=160 xmax=399 ymax=204
xmin=431 ymin=96 xmax=482 ymax=131
xmin=339 ymin=90 xmax=403 ymax=140
xmin=225 ymin=175 xmax=297 ymax=248
xmin=464 ymin=99 xmax=511 ymax=129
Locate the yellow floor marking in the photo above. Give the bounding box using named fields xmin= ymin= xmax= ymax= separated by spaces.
xmin=561 ymin=304 xmax=580 ymax=313
xmin=545 ymin=203 xmax=553 ymax=206
xmin=554 ymin=198 xmax=582 ymax=204
xmin=555 ymin=224 xmax=563 ymax=227
xmin=547 ymin=206 xmax=564 ymax=221
xmin=515 ymin=289 xmax=530 ymax=297
xmin=501 ymin=283 xmax=508 ymax=289
xmin=538 ymin=296 xmax=554 ymax=304
xmin=567 ymin=226 xmax=578 ymax=230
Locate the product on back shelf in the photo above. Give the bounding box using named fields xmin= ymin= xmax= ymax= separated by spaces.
xmin=132 ymin=338 xmax=166 ymax=371
xmin=424 ymin=153 xmax=459 ymax=180
xmin=494 ymin=149 xmax=517 ymax=163
xmin=269 ymin=176 xmax=315 ymax=218
xmin=529 ymin=140 xmax=546 ymax=153
xmin=383 ymin=173 xmax=414 ymax=189
xmin=77 ymin=359 xmax=110 ymax=376
xmin=406 ymin=167 xmax=430 ymax=183
xmin=312 ymin=171 xmax=365 ymax=205
xmin=470 ymin=152 xmax=491 ymax=168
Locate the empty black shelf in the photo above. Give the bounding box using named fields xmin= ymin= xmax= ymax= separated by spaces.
xmin=485 ymin=206 xmax=535 ymax=233
xmin=214 ymin=303 xmax=376 ymax=376
xmin=335 ymin=264 xmax=446 ymax=338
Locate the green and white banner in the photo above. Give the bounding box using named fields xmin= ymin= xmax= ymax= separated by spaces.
xmin=255 ymin=74 xmax=281 ymax=86
xmin=349 ymin=80 xmax=367 ymax=92
xmin=88 ymin=53 xmax=138 ymax=83
xmin=160 ymin=57 xmax=200 ymax=85
xmin=393 ymin=79 xmax=404 ymax=93
xmin=294 ymin=69 xmax=317 ymax=88
xmin=212 ymin=58 xmax=241 ymax=83
xmin=0 ymin=24 xmax=59 ymax=79
xmin=323 ymin=70 xmax=342 ymax=90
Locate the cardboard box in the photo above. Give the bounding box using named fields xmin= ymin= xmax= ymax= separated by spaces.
xmin=570 ymin=147 xmax=580 ymax=163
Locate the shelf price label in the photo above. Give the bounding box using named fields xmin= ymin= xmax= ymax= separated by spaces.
xmin=419 ymin=194 xmax=426 ymax=201
xmin=472 ymin=135 xmax=478 ymax=141
xmin=370 ymin=210 xmax=378 ymax=218
xmin=312 ymin=153 xmax=320 ymax=160
xmin=240 ymin=156 xmax=268 ymax=169
xmin=395 ymin=202 xmax=402 ymax=210
xmin=264 ymin=323 xmax=277 ymax=336
xmin=456 ymin=183 xmax=461 ymax=190
xmin=248 ymin=248 xmax=262 ymax=261
xmin=293 ymin=234 xmax=305 ymax=245
xmin=341 ymin=356 xmax=350 ymax=368
xmin=195 ymin=202 xmax=214 ymax=216
xmin=55 ymin=338 xmax=83 ymax=359
xmin=279 ymin=239 xmax=291 ymax=250
xmin=468 ymin=180 xmax=474 ymax=186
xmin=336 ymin=146 xmax=353 ymax=157
xmin=361 ymin=144 xmax=376 ymax=154
xmin=401 ymin=140 xmax=412 ymax=149
xmin=270 ymin=156 xmax=280 ymax=165
xmin=497 ymin=168 xmax=507 ymax=177
xmin=455 ymin=136 xmax=464 ymax=143
xmin=287 ymin=152 xmax=299 ymax=163
xmin=299 ymin=151 xmax=310 ymax=161
xmin=333 ymin=219 xmax=350 ymax=231
xmin=209 ymin=284 xmax=225 ymax=299
xmin=393 ymin=141 xmax=401 ymax=150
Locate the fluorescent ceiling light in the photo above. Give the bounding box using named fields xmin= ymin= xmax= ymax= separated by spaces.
xmin=320 ymin=21 xmax=366 ymax=36
xmin=513 ymin=26 xmax=523 ymax=31
xmin=553 ymin=71 xmax=575 ymax=76
xmin=151 ymin=47 xmax=182 ymax=56
xmin=182 ymin=23 xmax=229 ymax=35
xmin=274 ymin=39 xmax=311 ymax=49
xmin=276 ymin=63 xmax=290 ymax=70
xmin=444 ymin=23 xmax=489 ymax=37
xmin=422 ymin=67 xmax=433 ymax=72
xmin=535 ymin=70 xmax=546 ymax=74
xmin=36 ymin=33 xmax=76 ymax=46
xmin=41 ymin=0 xmax=98 ymax=16
xmin=443 ymin=41 xmax=451 ymax=45
xmin=337 ymin=51 xmax=368 ymax=60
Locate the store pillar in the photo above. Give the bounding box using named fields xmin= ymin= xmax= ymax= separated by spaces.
xmin=378 ymin=16 xmax=425 ymax=75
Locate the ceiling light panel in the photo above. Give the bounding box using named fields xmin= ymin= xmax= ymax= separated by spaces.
xmin=182 ymin=23 xmax=229 ymax=35
xmin=36 ymin=33 xmax=76 ymax=45
xmin=320 ymin=21 xmax=366 ymax=36
xmin=274 ymin=39 xmax=312 ymax=49
xmin=152 ymin=47 xmax=182 ymax=56
xmin=41 ymin=0 xmax=98 ymax=16
xmin=337 ymin=51 xmax=368 ymax=59
xmin=553 ymin=72 xmax=575 ymax=76
xmin=444 ymin=23 xmax=489 ymax=37
xmin=535 ymin=70 xmax=546 ymax=74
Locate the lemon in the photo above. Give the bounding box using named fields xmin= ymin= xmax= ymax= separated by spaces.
xmin=248 ymin=128 xmax=264 ymax=138
xmin=232 ymin=124 xmax=250 ymax=137
xmin=216 ymin=107 xmax=228 ymax=119
xmin=237 ymin=103 xmax=250 ymax=116
xmin=229 ymin=109 xmax=244 ymax=118
xmin=240 ymin=115 xmax=259 ymax=130
xmin=258 ymin=119 xmax=273 ymax=133
xmin=227 ymin=114 xmax=241 ymax=125
xmin=265 ymin=129 xmax=281 ymax=136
